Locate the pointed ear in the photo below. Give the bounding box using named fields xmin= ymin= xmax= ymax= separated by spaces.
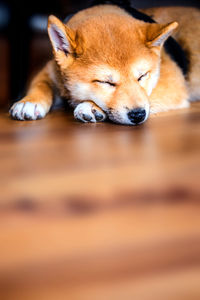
xmin=147 ymin=22 xmax=178 ymax=48
xmin=48 ymin=15 xmax=76 ymax=55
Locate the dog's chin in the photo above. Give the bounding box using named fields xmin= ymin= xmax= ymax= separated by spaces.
xmin=110 ymin=118 xmax=147 ymax=125
xmin=108 ymin=112 xmax=148 ymax=126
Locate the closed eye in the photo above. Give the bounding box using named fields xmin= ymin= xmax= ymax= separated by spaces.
xmin=137 ymin=72 xmax=149 ymax=82
xmin=93 ymin=80 xmax=116 ymax=87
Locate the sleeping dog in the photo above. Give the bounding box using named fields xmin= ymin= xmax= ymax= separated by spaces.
xmin=10 ymin=0 xmax=200 ymax=125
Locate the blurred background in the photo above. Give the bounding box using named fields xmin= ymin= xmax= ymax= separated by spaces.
xmin=0 ymin=0 xmax=200 ymax=108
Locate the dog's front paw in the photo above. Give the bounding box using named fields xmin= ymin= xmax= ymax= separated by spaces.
xmin=9 ymin=100 xmax=47 ymax=121
xmin=74 ymin=102 xmax=106 ymax=123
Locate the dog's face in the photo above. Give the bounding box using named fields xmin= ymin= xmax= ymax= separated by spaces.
xmin=48 ymin=14 xmax=177 ymax=125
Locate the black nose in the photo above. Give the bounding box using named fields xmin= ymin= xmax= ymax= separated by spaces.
xmin=127 ymin=108 xmax=146 ymax=124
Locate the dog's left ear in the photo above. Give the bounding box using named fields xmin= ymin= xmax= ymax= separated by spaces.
xmin=48 ymin=15 xmax=76 ymax=55
xmin=147 ymin=22 xmax=178 ymax=50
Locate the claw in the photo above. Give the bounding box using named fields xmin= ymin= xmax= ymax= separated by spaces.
xmin=9 ymin=101 xmax=47 ymax=121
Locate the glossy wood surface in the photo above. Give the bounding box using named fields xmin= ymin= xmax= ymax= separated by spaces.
xmin=0 ymin=102 xmax=200 ymax=299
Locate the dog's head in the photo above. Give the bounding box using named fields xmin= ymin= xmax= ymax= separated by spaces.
xmin=48 ymin=13 xmax=178 ymax=125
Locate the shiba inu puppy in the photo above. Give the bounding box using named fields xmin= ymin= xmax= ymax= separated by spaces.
xmin=9 ymin=1 xmax=200 ymax=125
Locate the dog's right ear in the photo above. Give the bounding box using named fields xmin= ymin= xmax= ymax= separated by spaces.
xmin=146 ymin=22 xmax=178 ymax=54
xmin=48 ymin=15 xmax=76 ymax=55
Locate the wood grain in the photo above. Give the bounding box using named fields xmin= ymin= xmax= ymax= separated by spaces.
xmin=0 ymin=102 xmax=200 ymax=299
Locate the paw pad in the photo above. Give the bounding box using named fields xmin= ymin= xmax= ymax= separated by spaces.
xmin=9 ymin=101 xmax=46 ymax=121
xmin=74 ymin=102 xmax=106 ymax=123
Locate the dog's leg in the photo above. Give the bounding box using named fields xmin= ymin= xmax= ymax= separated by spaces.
xmin=74 ymin=101 xmax=106 ymax=123
xmin=10 ymin=62 xmax=53 ymax=121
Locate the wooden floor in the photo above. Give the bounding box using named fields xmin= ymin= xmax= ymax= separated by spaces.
xmin=0 ymin=102 xmax=200 ymax=300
